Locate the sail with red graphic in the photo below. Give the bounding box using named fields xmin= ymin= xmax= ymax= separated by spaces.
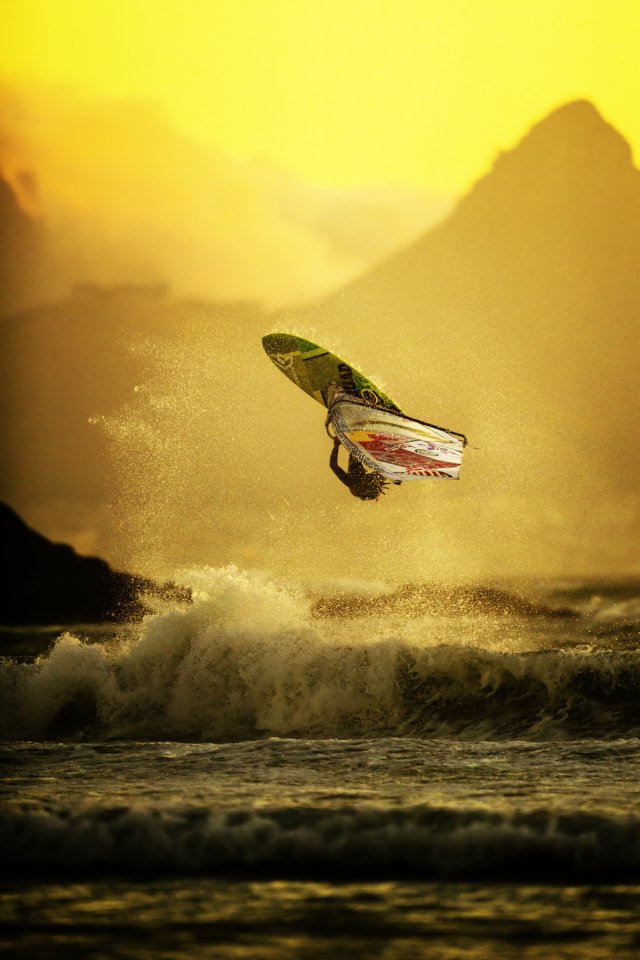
xmin=328 ymin=391 xmax=466 ymax=481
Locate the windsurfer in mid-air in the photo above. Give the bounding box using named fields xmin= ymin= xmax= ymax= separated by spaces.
xmin=329 ymin=437 xmax=391 ymax=501
xmin=263 ymin=333 xmax=467 ymax=495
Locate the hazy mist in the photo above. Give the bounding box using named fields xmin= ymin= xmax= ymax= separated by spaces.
xmin=1 ymin=91 xmax=638 ymax=583
xmin=0 ymin=82 xmax=449 ymax=311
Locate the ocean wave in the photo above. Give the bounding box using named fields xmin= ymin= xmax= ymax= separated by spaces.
xmin=0 ymin=567 xmax=638 ymax=742
xmin=2 ymin=802 xmax=639 ymax=880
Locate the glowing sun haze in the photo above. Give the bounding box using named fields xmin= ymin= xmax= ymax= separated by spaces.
xmin=4 ymin=0 xmax=639 ymax=192
xmin=2 ymin=1 xmax=639 ymax=580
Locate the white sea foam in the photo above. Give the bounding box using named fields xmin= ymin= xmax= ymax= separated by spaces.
xmin=0 ymin=567 xmax=639 ymax=742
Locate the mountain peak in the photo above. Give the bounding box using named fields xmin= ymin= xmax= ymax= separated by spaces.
xmin=517 ymin=99 xmax=632 ymax=163
xmin=446 ymin=98 xmax=639 ymax=237
xmin=480 ymin=99 xmax=634 ymax=189
xmin=540 ymin=98 xmax=606 ymax=125
xmin=299 ymin=97 xmax=640 ymax=324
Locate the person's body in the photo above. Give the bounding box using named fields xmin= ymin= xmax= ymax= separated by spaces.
xmin=329 ymin=438 xmax=389 ymax=500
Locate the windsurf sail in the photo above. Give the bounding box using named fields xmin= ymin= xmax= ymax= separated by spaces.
xmin=328 ymin=390 xmax=466 ymax=481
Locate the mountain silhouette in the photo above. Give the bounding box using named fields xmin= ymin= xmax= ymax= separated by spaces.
xmin=298 ymin=101 xmax=640 ymax=314
xmin=289 ymin=100 xmax=640 ymax=497
xmin=0 ymin=171 xmax=49 ymax=317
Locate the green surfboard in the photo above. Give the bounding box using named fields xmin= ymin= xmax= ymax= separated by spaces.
xmin=262 ymin=333 xmax=401 ymax=412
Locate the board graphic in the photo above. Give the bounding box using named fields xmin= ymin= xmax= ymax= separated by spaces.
xmin=262 ymin=333 xmax=400 ymax=411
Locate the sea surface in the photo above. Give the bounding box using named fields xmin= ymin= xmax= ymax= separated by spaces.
xmin=1 ymin=569 xmax=639 ymax=959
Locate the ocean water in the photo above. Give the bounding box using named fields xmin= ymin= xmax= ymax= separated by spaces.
xmin=1 ymin=568 xmax=640 ymax=959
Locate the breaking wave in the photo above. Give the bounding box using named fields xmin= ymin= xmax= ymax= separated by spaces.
xmin=0 ymin=567 xmax=638 ymax=742
xmin=2 ymin=802 xmax=640 ymax=880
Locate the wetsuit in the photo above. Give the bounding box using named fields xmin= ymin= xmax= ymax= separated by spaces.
xmin=329 ymin=442 xmax=384 ymax=500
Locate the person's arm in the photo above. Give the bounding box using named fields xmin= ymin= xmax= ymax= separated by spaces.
xmin=347 ymin=454 xmax=367 ymax=481
xmin=329 ymin=440 xmax=351 ymax=486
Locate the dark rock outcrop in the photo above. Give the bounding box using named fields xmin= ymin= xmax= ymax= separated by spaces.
xmin=0 ymin=502 xmax=190 ymax=625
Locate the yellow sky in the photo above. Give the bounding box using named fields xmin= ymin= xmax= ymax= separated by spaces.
xmin=2 ymin=0 xmax=640 ymax=192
